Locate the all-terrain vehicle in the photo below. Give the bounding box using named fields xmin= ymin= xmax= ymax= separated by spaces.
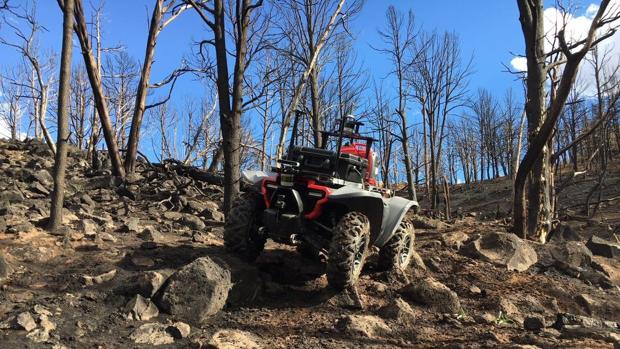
xmin=224 ymin=113 xmax=419 ymax=289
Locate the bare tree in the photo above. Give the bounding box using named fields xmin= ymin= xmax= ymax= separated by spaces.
xmin=274 ymin=0 xmax=347 ymax=161
xmin=188 ymin=0 xmax=267 ymax=214
xmin=58 ymin=0 xmax=125 ymax=177
xmin=69 ymin=64 xmax=91 ymax=149
xmin=0 ymin=3 xmax=56 ymax=152
xmin=48 ymin=0 xmax=74 ymax=231
xmin=513 ymin=0 xmax=620 ymax=241
xmin=102 ymin=50 xmax=139 ymax=148
xmin=124 ymin=0 xmax=189 ymax=174
xmin=408 ymin=30 xmax=471 ymax=207
xmin=375 ymin=6 xmax=419 ymax=201
xmin=0 ymin=67 xmax=25 ymax=140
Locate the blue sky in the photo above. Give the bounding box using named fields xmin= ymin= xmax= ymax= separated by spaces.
xmin=1 ymin=1 xmax=526 ymax=110
xmin=1 ymin=0 xmax=607 ymax=162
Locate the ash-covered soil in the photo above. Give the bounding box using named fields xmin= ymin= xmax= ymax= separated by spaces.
xmin=0 ymin=138 xmax=619 ymax=348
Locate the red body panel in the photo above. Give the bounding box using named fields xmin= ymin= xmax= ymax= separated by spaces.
xmin=340 ymin=142 xmax=377 ymax=186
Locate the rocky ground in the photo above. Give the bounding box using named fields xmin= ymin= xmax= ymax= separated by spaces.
xmin=0 ymin=138 xmax=619 ymax=349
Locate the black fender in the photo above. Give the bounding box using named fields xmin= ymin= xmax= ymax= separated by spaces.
xmin=326 ymin=186 xmax=385 ymax=245
xmin=374 ymin=196 xmax=419 ymax=247
xmin=327 ymin=186 xmax=419 ymax=248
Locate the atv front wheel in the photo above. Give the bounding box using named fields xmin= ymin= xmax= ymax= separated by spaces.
xmin=378 ymin=220 xmax=415 ymax=271
xmin=326 ymin=211 xmax=370 ymax=289
xmin=224 ymin=192 xmax=265 ymax=262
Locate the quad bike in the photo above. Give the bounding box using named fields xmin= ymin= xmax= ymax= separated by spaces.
xmin=224 ymin=112 xmax=419 ymax=289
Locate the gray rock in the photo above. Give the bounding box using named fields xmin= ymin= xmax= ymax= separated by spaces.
xmin=31 ymin=169 xmax=53 ymax=185
xmin=0 ymin=189 xmax=24 ymax=204
xmin=441 ymin=231 xmax=470 ymax=250
xmin=327 ymin=286 xmax=364 ymax=310
xmin=29 ymin=182 xmax=50 ymax=195
xmin=548 ymin=223 xmax=581 ymax=243
xmin=180 ymin=215 xmax=205 ymax=231
xmin=7 ymin=222 xmax=35 ymax=234
xmin=77 ymin=219 xmax=98 ymax=238
xmin=378 ymin=297 xmax=417 ymax=323
xmin=591 ymin=256 xmax=620 ymax=286
xmin=336 ymin=314 xmax=392 ymax=338
xmin=15 ymin=312 xmax=37 ymax=331
xmin=120 ymin=218 xmax=141 ymax=233
xmin=400 ymin=277 xmax=461 ymax=314
xmin=200 ymin=202 xmax=224 ymax=222
xmin=0 ymin=251 xmax=12 ymax=279
xmin=461 ymin=232 xmax=538 ymax=272
xmin=139 ymin=227 xmax=164 ymax=242
xmin=587 ymin=236 xmax=620 ymax=259
xmin=130 ymin=323 xmax=174 ymax=345
xmin=166 ymin=322 xmax=191 ymax=339
xmin=81 ymin=269 xmax=117 ymax=285
xmin=524 ymin=315 xmax=546 ymax=331
xmin=114 ymin=271 xmax=169 ymax=298
xmin=125 ymin=294 xmax=159 ymax=321
xmin=209 ymin=329 xmax=261 ymax=349
xmin=157 ymin=257 xmax=232 ymax=323
xmin=550 ymin=241 xmax=592 ymax=271
xmin=38 ymin=314 xmax=56 ymax=333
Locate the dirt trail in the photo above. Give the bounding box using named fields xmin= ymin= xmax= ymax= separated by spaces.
xmin=0 ymin=139 xmax=619 ymax=348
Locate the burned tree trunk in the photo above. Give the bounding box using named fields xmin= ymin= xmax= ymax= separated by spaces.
xmin=48 ymin=0 xmax=74 ymax=231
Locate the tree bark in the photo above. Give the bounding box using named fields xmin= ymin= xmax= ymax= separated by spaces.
xmin=60 ymin=0 xmax=125 ymax=178
xmin=125 ymin=0 xmax=164 ymax=174
xmin=48 ymin=0 xmax=74 ymax=231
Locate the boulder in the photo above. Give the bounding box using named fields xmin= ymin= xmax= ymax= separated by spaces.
xmin=549 ymin=241 xmax=592 ymax=271
xmin=156 ymin=257 xmax=232 ymax=323
xmin=336 ymin=314 xmax=392 ymax=338
xmin=209 ymin=329 xmax=262 ymax=349
xmin=129 ymin=323 xmax=174 ymax=345
xmin=400 ymin=277 xmax=461 ymax=314
xmin=461 ymin=232 xmax=538 ymax=272
xmin=592 ymin=256 xmax=620 ymax=286
xmin=114 ymin=271 xmax=168 ymax=298
xmin=125 ymin=294 xmax=159 ymax=321
xmin=548 ymin=224 xmax=581 ymax=243
xmin=586 ymin=236 xmax=620 ymax=259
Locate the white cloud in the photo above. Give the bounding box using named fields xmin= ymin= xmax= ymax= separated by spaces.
xmin=586 ymin=4 xmax=600 ymax=18
xmin=510 ymin=0 xmax=620 ymax=95
xmin=510 ymin=57 xmax=528 ymax=72
xmin=0 ymin=118 xmax=11 ymax=139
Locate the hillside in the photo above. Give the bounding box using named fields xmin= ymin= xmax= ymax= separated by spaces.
xmin=1 ymin=138 xmax=619 ymax=348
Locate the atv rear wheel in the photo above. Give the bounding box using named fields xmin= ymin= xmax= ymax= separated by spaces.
xmin=224 ymin=192 xmax=265 ymax=262
xmin=326 ymin=211 xmax=370 ymax=289
xmin=378 ymin=220 xmax=415 ymax=271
